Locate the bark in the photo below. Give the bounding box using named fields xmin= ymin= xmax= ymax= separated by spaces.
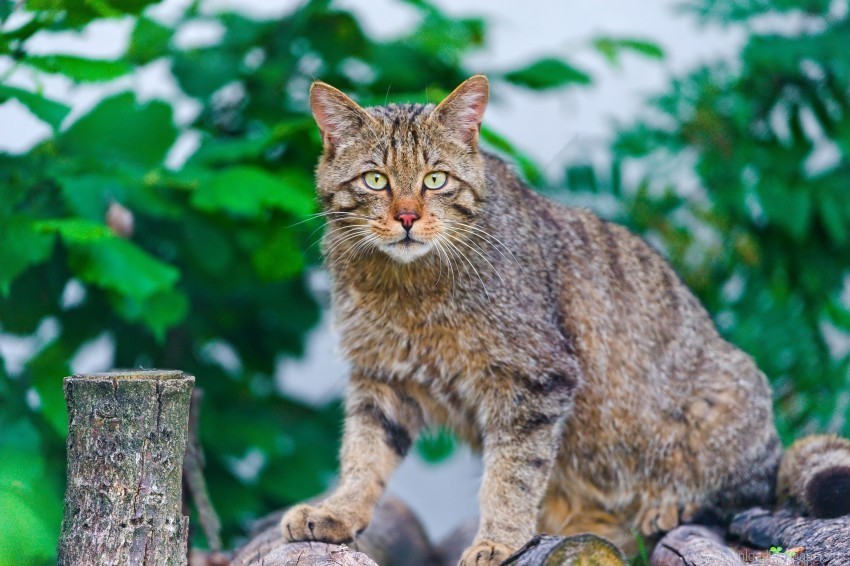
xmin=651 ymin=525 xmax=743 ymax=566
xmin=729 ymin=507 xmax=850 ymax=566
xmin=183 ymin=389 xmax=222 ymax=552
xmin=501 ymin=533 xmax=628 ymax=566
xmin=231 ymin=495 xmax=434 ymax=566
xmin=57 ymin=370 xmax=194 ymax=566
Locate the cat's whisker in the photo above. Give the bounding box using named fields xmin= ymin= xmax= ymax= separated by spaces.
xmin=433 ymin=238 xmax=458 ymax=300
xmin=442 ymin=231 xmax=505 ymax=286
xmin=440 ymin=234 xmax=491 ymax=302
xmin=322 ymin=227 xmax=375 ymax=259
xmin=307 ymin=224 xmax=372 ymax=255
xmin=284 ymin=210 xmax=375 ymax=229
xmin=434 ymin=239 xmax=458 ymax=300
xmin=304 ymin=217 xmax=375 ymax=251
xmin=333 ymin=233 xmax=379 ymax=272
xmin=446 ymin=220 xmax=529 ymax=281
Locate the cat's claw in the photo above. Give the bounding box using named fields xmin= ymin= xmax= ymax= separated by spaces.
xmin=280 ymin=503 xmax=359 ymax=544
xmin=458 ymin=540 xmax=514 ymax=566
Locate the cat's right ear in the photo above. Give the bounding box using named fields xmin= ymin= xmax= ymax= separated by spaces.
xmin=430 ymin=75 xmax=489 ymax=149
xmin=310 ymin=81 xmax=373 ymax=151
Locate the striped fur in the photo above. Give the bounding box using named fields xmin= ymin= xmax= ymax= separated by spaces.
xmin=280 ymin=76 xmax=850 ymax=564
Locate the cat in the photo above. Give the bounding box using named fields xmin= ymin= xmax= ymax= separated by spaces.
xmin=280 ymin=75 xmax=850 ymax=565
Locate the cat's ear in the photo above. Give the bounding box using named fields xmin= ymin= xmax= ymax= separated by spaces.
xmin=310 ymin=81 xmax=373 ymax=150
xmin=431 ymin=75 xmax=489 ymax=148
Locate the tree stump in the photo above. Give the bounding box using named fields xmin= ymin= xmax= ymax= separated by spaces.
xmin=57 ymin=370 xmax=194 ymax=566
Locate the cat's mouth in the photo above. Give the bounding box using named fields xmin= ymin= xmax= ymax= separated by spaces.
xmin=394 ymin=234 xmax=421 ymax=246
xmin=380 ymin=234 xmax=432 ymax=263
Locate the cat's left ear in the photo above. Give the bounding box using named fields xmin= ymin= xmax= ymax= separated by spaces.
xmin=310 ymin=81 xmax=374 ymax=150
xmin=430 ymin=75 xmax=489 ymax=148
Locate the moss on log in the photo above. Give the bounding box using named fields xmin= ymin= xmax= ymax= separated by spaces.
xmin=502 ymin=534 xmax=628 ymax=566
xmin=57 ymin=370 xmax=194 ymax=566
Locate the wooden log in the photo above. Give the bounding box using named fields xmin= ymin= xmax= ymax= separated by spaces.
xmin=729 ymin=507 xmax=850 ymax=566
xmin=651 ymin=525 xmax=743 ymax=566
xmin=502 ymin=533 xmax=628 ymax=566
xmin=57 ymin=370 xmax=194 ymax=566
xmin=231 ymin=495 xmax=435 ymax=566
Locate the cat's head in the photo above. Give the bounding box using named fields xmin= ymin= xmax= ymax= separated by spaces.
xmin=310 ymin=76 xmax=489 ymax=264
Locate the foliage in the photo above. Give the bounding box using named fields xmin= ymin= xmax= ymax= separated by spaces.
xmin=0 ymin=0 xmax=635 ymax=562
xmin=557 ymin=0 xmax=850 ymax=442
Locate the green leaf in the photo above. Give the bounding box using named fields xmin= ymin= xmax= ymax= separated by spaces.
xmin=59 ymin=93 xmax=177 ymax=167
xmin=55 ymin=234 xmax=179 ymax=300
xmin=25 ymin=0 xmax=161 ymax=26
xmin=27 ymin=340 xmax=71 ymax=437
xmin=251 ymin=227 xmax=304 ymax=281
xmin=24 ymin=54 xmax=133 ymax=82
xmin=171 ymin=48 xmax=242 ymax=100
xmin=111 ymin=288 xmax=188 ymax=339
xmin=0 ymin=218 xmax=55 ymax=296
xmin=35 ymin=218 xmax=114 ymax=243
xmin=415 ymin=427 xmax=456 ymax=464
xmin=55 ymin=174 xmax=124 ymax=220
xmin=191 ymin=167 xmax=316 ymax=218
xmin=189 ymin=132 xmax=275 ymax=167
xmin=0 ymin=420 xmax=62 ymax=565
xmin=504 ymin=58 xmax=592 ymax=90
xmin=127 ymin=16 xmax=172 ymax=64
xmin=757 ymin=183 xmax=811 ymax=240
xmin=0 ymin=85 xmax=70 ymax=129
xmin=593 ymin=37 xmax=665 ymax=65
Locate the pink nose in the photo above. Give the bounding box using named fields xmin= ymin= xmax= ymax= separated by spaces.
xmin=395 ymin=211 xmax=420 ymax=231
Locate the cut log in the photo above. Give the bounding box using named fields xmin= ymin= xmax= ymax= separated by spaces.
xmin=502 ymin=533 xmax=628 ymax=566
xmin=57 ymin=370 xmax=194 ymax=566
xmin=231 ymin=495 xmax=434 ymax=566
xmin=729 ymin=507 xmax=850 ymax=566
xmin=651 ymin=525 xmax=743 ymax=566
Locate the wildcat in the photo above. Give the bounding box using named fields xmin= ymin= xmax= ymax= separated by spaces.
xmin=280 ymin=75 xmax=850 ymax=565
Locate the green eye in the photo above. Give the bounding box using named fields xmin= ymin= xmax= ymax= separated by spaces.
xmin=363 ymin=171 xmax=388 ymax=190
xmin=423 ymin=171 xmax=448 ymax=190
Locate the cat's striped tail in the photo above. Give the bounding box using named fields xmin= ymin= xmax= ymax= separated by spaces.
xmin=777 ymin=434 xmax=850 ymax=518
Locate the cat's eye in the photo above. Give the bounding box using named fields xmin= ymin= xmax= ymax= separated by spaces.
xmin=363 ymin=171 xmax=388 ymax=190
xmin=423 ymin=171 xmax=448 ymax=190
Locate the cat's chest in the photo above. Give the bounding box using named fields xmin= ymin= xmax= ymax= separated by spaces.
xmin=332 ymin=283 xmax=508 ymax=382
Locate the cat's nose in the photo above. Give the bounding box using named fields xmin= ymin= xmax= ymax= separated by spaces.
xmin=395 ymin=211 xmax=420 ymax=231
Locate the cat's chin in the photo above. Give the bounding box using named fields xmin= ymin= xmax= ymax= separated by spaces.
xmin=379 ymin=240 xmax=433 ymax=263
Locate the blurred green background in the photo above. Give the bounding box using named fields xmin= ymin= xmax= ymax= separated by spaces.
xmin=1 ymin=0 xmax=849 ymax=563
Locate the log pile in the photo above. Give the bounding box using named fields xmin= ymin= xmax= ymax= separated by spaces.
xmin=58 ymin=371 xmax=850 ymax=566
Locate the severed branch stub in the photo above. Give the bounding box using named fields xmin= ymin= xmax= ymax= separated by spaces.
xmin=502 ymin=533 xmax=628 ymax=566
xmin=57 ymin=370 xmax=194 ymax=566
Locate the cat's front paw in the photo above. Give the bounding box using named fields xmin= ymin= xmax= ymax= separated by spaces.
xmin=458 ymin=540 xmax=514 ymax=566
xmin=280 ymin=503 xmax=362 ymax=544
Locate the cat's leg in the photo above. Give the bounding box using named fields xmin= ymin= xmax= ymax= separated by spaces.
xmin=461 ymin=422 xmax=563 ymax=565
xmin=281 ymin=374 xmax=423 ymax=543
xmin=460 ymin=378 xmax=572 ymax=566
